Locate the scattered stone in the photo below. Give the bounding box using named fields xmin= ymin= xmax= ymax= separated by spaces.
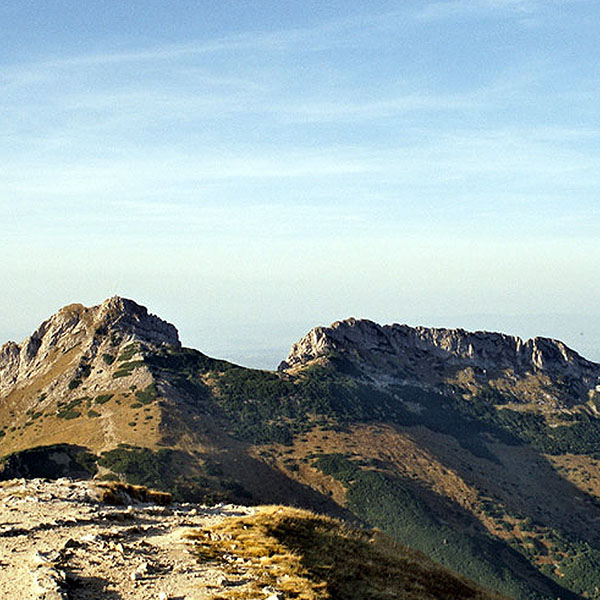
xmin=32 ymin=550 xmax=53 ymax=566
xmin=131 ymin=560 xmax=151 ymax=581
xmin=262 ymin=585 xmax=284 ymax=599
xmin=218 ymin=575 xmax=251 ymax=587
xmin=0 ymin=478 xmax=258 ymax=600
xmin=32 ymin=566 xmax=67 ymax=600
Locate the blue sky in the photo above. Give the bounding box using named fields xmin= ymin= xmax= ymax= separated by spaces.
xmin=2 ymin=0 xmax=600 ymax=366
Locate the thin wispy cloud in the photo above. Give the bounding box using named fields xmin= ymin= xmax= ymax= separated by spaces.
xmin=0 ymin=9 xmax=401 ymax=78
xmin=416 ymin=0 xmax=540 ymax=21
xmin=1 ymin=1 xmax=599 ymax=364
xmin=279 ymin=94 xmax=479 ymax=122
xmin=0 ymin=0 xmax=549 ymax=92
xmin=1 ymin=5 xmax=598 ymax=270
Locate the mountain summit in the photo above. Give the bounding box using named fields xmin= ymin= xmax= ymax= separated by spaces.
xmin=0 ymin=296 xmax=179 ymax=397
xmin=280 ymin=317 xmax=598 ymax=376
xmin=280 ymin=317 xmax=600 ymax=405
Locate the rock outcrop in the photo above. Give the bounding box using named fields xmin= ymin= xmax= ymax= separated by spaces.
xmin=0 ymin=478 xmax=508 ymax=600
xmin=0 ymin=296 xmax=179 ymax=399
xmin=0 ymin=297 xmax=185 ymax=459
xmin=279 ymin=318 xmax=600 ymax=392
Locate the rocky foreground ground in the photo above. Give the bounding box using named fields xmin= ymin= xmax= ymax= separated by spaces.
xmin=0 ymin=477 xmax=511 ymax=600
xmin=0 ymin=478 xmax=266 ymax=600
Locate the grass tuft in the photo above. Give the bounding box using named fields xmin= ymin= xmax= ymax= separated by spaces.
xmin=94 ymin=481 xmax=172 ymax=505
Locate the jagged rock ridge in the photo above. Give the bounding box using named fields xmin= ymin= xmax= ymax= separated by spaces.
xmin=279 ymin=317 xmax=600 ymax=389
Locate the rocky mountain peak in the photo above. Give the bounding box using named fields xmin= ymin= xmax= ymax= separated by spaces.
xmin=279 ymin=318 xmax=600 ymax=389
xmin=0 ymin=297 xmax=180 ymax=398
xmin=93 ymin=296 xmax=180 ymax=347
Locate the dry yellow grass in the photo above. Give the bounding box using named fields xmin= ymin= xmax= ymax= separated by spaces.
xmin=188 ymin=505 xmax=508 ymax=600
xmin=94 ymin=481 xmax=172 ymax=505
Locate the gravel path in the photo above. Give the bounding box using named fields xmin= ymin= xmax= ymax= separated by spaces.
xmin=0 ymin=479 xmax=256 ymax=600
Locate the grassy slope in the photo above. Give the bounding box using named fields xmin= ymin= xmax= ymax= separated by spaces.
xmin=190 ymin=505 xmax=510 ymax=600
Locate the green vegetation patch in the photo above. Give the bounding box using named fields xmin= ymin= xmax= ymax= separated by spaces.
xmin=557 ymin=545 xmax=600 ymax=597
xmin=56 ymin=397 xmax=85 ymax=419
xmin=146 ymin=348 xmax=401 ymax=445
xmin=134 ymin=383 xmax=158 ymax=405
xmin=98 ymin=447 xmax=175 ymax=487
xmin=68 ymin=378 xmax=82 ymax=390
xmin=0 ymin=444 xmax=98 ymax=480
xmin=514 ymin=523 xmax=600 ymax=598
xmin=315 ymin=454 xmax=573 ymax=600
xmin=102 ymin=353 xmax=116 ymax=365
xmin=144 ymin=347 xmax=216 ymax=400
xmin=95 ymin=393 xmax=114 ymax=404
xmin=25 ymin=408 xmax=44 ymax=421
xmin=495 ymin=408 xmax=600 ymax=455
xmin=118 ymin=343 xmax=139 ymax=362
xmin=112 ymin=360 xmax=145 ymax=378
xmin=60 ymin=410 xmax=81 ymax=420
xmin=97 ymin=446 xmax=213 ymax=502
xmin=437 ymin=391 xmax=600 ymax=456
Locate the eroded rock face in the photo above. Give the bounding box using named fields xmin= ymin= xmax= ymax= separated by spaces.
xmin=94 ymin=296 xmax=180 ymax=348
xmin=0 ymin=296 xmax=180 ymax=398
xmin=279 ymin=318 xmax=600 ymax=388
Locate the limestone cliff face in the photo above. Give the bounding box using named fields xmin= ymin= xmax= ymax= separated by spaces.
xmin=279 ymin=318 xmax=600 ymax=392
xmin=0 ymin=296 xmax=180 ymax=400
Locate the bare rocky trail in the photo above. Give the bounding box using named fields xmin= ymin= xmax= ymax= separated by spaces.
xmin=0 ymin=479 xmax=257 ymax=600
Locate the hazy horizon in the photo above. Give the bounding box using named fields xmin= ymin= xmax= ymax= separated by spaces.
xmin=3 ymin=298 xmax=600 ymax=369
